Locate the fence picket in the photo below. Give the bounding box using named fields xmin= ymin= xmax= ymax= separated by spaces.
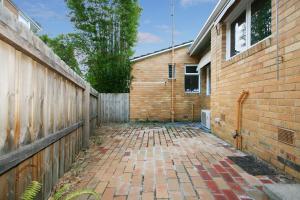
xmin=99 ymin=93 xmax=129 ymax=123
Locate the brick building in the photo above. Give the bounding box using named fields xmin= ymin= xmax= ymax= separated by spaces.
xmin=131 ymin=0 xmax=300 ymax=179
xmin=130 ymin=42 xmax=207 ymax=122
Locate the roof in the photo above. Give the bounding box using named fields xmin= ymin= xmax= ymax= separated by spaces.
xmin=131 ymin=41 xmax=193 ymax=62
xmin=189 ymin=0 xmax=234 ymax=56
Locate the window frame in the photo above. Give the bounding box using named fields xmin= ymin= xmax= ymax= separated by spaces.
xmin=225 ymin=0 xmax=271 ymax=60
xmin=184 ymin=65 xmax=200 ymax=94
xmin=206 ymin=66 xmax=211 ymax=96
xmin=168 ymin=64 xmax=176 ymax=80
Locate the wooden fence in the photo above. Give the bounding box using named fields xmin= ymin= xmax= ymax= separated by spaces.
xmin=0 ymin=8 xmax=100 ymax=200
xmin=99 ymin=93 xmax=129 ymax=123
xmin=90 ymin=89 xmax=99 ymax=136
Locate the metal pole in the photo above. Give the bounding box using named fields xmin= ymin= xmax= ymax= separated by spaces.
xmin=276 ymin=0 xmax=280 ymax=80
xmin=171 ymin=0 xmax=175 ymax=122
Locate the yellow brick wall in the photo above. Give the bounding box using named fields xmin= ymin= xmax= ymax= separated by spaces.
xmin=130 ymin=46 xmax=207 ymax=121
xmin=210 ymin=0 xmax=300 ymax=178
xmin=199 ymin=66 xmax=211 ymax=110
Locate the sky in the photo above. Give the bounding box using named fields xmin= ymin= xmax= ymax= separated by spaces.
xmin=14 ymin=0 xmax=218 ymax=57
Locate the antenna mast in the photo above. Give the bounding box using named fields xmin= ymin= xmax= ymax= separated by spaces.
xmin=171 ymin=0 xmax=175 ymax=122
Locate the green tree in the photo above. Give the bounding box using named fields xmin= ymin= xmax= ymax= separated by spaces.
xmin=65 ymin=0 xmax=141 ymax=93
xmin=40 ymin=34 xmax=82 ymax=75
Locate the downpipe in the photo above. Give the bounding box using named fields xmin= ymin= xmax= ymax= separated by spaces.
xmin=233 ymin=90 xmax=249 ymax=150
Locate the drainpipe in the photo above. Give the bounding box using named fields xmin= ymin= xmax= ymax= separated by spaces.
xmin=171 ymin=0 xmax=175 ymax=122
xmin=233 ymin=90 xmax=249 ymax=150
xmin=276 ymin=0 xmax=280 ymax=80
xmin=192 ymin=103 xmax=194 ymax=122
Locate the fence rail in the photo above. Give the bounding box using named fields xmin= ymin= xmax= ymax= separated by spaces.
xmin=99 ymin=93 xmax=129 ymax=123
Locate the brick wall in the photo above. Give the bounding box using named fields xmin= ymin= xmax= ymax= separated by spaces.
xmin=130 ymin=47 xmax=205 ymax=122
xmin=199 ymin=66 xmax=211 ymax=110
xmin=210 ymin=0 xmax=300 ymax=178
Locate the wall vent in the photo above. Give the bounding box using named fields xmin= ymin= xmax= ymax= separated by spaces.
xmin=278 ymin=127 xmax=295 ymax=146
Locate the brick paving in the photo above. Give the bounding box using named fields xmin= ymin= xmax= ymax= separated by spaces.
xmin=62 ymin=123 xmax=283 ymax=200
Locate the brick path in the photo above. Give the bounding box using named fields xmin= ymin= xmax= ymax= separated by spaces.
xmin=67 ymin=123 xmax=278 ymax=200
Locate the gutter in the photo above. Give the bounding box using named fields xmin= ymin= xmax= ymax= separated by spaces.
xmin=189 ymin=0 xmax=232 ymax=56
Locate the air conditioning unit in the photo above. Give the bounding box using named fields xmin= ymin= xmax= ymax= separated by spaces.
xmin=201 ymin=110 xmax=211 ymax=129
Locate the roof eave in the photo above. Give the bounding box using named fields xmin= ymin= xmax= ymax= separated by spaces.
xmin=189 ymin=0 xmax=230 ymax=56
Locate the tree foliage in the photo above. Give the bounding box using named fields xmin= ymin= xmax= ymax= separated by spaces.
xmin=65 ymin=0 xmax=141 ymax=93
xmin=40 ymin=34 xmax=82 ymax=75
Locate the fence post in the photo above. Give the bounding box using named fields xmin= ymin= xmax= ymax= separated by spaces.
xmin=97 ymin=93 xmax=101 ymax=126
xmin=83 ymin=83 xmax=90 ymax=149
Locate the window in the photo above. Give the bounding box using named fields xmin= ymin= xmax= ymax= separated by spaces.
xmin=251 ymin=0 xmax=272 ymax=45
xmin=185 ymin=65 xmax=200 ymax=93
xmin=226 ymin=0 xmax=271 ymax=59
xmin=230 ymin=11 xmax=246 ymax=57
xmin=168 ymin=64 xmax=175 ymax=79
xmin=206 ymin=66 xmax=211 ymax=96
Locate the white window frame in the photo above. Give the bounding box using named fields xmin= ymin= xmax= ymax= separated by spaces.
xmin=184 ymin=65 xmax=200 ymax=94
xmin=226 ymin=0 xmax=251 ymax=60
xmin=206 ymin=66 xmax=211 ymax=96
xmin=225 ymin=0 xmax=271 ymax=60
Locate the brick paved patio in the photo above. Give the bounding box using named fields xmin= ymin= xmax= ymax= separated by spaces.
xmin=58 ymin=123 xmax=285 ymax=200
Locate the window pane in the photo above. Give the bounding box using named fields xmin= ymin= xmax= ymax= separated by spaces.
xmin=186 ymin=65 xmax=198 ymax=73
xmin=251 ymin=0 xmax=272 ymax=45
xmin=168 ymin=64 xmax=175 ymax=78
xmin=185 ymin=75 xmax=199 ymax=92
xmin=168 ymin=65 xmax=172 ymax=78
xmin=206 ymin=66 xmax=211 ymax=96
xmin=230 ymin=11 xmax=246 ymax=57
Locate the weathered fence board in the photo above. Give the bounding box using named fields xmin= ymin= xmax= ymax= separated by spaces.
xmin=0 ymin=7 xmax=99 ymax=200
xmin=99 ymin=93 xmax=129 ymax=123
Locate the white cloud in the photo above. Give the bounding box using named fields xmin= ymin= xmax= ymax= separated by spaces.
xmin=138 ymin=32 xmax=162 ymax=43
xmin=180 ymin=0 xmax=217 ymax=7
xmin=142 ymin=19 xmax=152 ymax=25
xmin=155 ymin=24 xmax=181 ymax=36
xmin=24 ymin=3 xmax=66 ymax=20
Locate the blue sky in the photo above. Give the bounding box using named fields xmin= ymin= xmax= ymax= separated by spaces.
xmin=14 ymin=0 xmax=218 ymax=57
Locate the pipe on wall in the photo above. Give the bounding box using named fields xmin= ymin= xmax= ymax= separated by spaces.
xmin=192 ymin=103 xmax=194 ymax=121
xmin=233 ymin=90 xmax=249 ymax=150
xmin=171 ymin=0 xmax=175 ymax=122
xmin=276 ymin=0 xmax=280 ymax=80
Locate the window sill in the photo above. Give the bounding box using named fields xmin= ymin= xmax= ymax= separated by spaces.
xmin=223 ymin=36 xmax=273 ymax=68
xmin=185 ymin=92 xmax=200 ymax=96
